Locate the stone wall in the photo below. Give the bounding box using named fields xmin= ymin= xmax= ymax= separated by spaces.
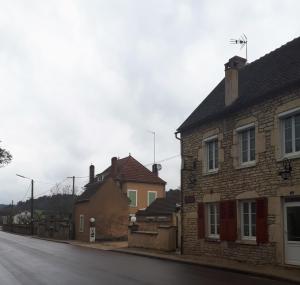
xmin=181 ymin=89 xmax=300 ymax=265
xmin=128 ymin=225 xmax=177 ymax=251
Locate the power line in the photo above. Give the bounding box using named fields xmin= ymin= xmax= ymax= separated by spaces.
xmin=144 ymin=154 xmax=180 ymax=167
xmin=21 ymin=183 xmax=31 ymax=201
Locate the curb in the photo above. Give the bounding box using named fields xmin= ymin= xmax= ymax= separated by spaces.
xmin=31 ymin=236 xmax=71 ymax=244
xmin=112 ymin=248 xmax=300 ymax=284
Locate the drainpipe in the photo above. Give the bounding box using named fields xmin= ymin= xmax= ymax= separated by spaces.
xmin=175 ymin=131 xmax=183 ymax=255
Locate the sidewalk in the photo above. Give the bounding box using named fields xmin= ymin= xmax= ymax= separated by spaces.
xmin=112 ymin=247 xmax=300 ymax=284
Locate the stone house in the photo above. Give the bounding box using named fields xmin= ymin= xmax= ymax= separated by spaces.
xmin=74 ymin=155 xmax=166 ymax=241
xmin=176 ymin=37 xmax=300 ymax=266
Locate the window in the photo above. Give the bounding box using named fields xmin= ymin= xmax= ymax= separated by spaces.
xmin=283 ymin=114 xmax=300 ymax=155
xmin=208 ymin=203 xmax=220 ymax=238
xmin=147 ymin=191 xmax=157 ymax=206
xmin=79 ymin=215 xmax=84 ymax=232
xmin=241 ymin=201 xmax=256 ymax=240
xmin=239 ymin=127 xmax=255 ymax=164
xmin=206 ymin=139 xmax=218 ymax=171
xmin=128 ymin=190 xmax=137 ymax=207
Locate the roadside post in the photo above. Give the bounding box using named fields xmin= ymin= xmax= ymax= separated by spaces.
xmin=89 ymin=217 xmax=96 ymax=243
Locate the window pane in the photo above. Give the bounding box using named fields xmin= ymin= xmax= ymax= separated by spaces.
xmin=295 ymin=115 xmax=300 ymax=152
xmin=244 ymin=223 xmax=249 ymax=236
xmin=208 ymin=142 xmax=214 ymax=170
xmin=284 ymin=117 xmax=293 ymax=153
xmin=251 ymin=202 xmax=256 ymax=214
xmin=129 ymin=191 xmax=136 ymax=207
xmin=207 ymin=140 xmax=218 ymax=170
xmin=241 ymin=131 xmax=248 ymax=162
xmin=287 ymin=206 xmax=300 ymax=241
xmin=250 ymin=128 xmax=255 ymax=161
xmin=148 ymin=192 xmax=156 ymax=205
xmin=214 ymin=141 xmax=218 ymax=169
xmin=210 ymin=225 xmax=215 ymax=235
xmin=243 ymin=202 xmax=249 ymax=214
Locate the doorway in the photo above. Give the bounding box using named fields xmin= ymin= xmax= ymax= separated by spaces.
xmin=284 ymin=201 xmax=300 ymax=266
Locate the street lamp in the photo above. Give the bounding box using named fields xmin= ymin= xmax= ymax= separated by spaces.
xmin=16 ymin=174 xmax=34 ymax=235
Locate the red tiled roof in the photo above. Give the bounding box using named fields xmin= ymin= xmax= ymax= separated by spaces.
xmin=108 ymin=155 xmax=166 ymax=185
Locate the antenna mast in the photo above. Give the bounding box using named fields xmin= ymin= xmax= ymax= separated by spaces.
xmin=230 ymin=34 xmax=248 ymax=61
xmin=147 ymin=130 xmax=156 ymax=164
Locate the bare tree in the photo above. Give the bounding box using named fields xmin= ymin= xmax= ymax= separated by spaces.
xmin=0 ymin=141 xmax=12 ymax=167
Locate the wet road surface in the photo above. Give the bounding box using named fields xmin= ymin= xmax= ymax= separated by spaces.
xmin=0 ymin=231 xmax=296 ymax=285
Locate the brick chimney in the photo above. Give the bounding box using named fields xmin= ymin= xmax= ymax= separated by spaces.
xmin=89 ymin=164 xmax=95 ymax=183
xmin=224 ymin=56 xmax=246 ymax=106
xmin=111 ymin=157 xmax=118 ymax=179
xmin=152 ymin=164 xmax=158 ymax=176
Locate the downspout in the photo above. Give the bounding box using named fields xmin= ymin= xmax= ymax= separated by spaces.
xmin=175 ymin=131 xmax=183 ymax=255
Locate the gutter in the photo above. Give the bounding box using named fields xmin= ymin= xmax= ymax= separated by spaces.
xmin=174 ymin=131 xmax=183 ymax=255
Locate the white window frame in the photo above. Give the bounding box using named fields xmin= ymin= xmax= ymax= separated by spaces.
xmin=79 ymin=215 xmax=84 ymax=233
xmin=128 ymin=190 xmax=137 ymax=207
xmin=147 ymin=191 xmax=157 ymax=206
xmin=204 ymin=135 xmax=218 ymax=172
xmin=207 ymin=203 xmax=220 ymax=239
xmin=240 ymin=200 xmax=256 ymax=240
xmin=281 ymin=113 xmax=300 ymax=157
xmin=237 ymin=124 xmax=256 ymax=165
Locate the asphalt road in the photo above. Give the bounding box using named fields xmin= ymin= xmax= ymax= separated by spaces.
xmin=0 ymin=231 xmax=296 ymax=285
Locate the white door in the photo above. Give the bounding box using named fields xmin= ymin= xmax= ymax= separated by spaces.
xmin=284 ymin=202 xmax=300 ymax=266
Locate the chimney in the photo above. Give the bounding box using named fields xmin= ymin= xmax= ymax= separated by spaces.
xmin=152 ymin=164 xmax=158 ymax=177
xmin=224 ymin=56 xmax=246 ymax=106
xmin=111 ymin=157 xmax=118 ymax=179
xmin=89 ymin=164 xmax=95 ymax=183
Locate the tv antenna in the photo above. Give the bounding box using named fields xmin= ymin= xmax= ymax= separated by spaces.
xmin=147 ymin=130 xmax=156 ymax=164
xmin=230 ymin=34 xmax=248 ymax=61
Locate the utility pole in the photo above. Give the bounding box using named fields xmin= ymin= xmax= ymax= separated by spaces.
xmin=31 ymin=179 xmax=34 ymax=235
xmin=16 ymin=174 xmax=34 ymax=235
xmin=67 ymin=176 xmax=76 ymax=239
xmin=72 ymin=176 xmax=75 ymax=197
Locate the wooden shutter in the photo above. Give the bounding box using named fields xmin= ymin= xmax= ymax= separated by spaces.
xmin=220 ymin=201 xmax=227 ymax=240
xmin=256 ymin=197 xmax=268 ymax=243
xmin=227 ymin=200 xmax=237 ymax=241
xmin=220 ymin=200 xmax=237 ymax=241
xmin=197 ymin=203 xmax=205 ymax=239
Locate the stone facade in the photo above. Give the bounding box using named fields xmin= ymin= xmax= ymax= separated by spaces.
xmin=181 ymin=90 xmax=300 ymax=265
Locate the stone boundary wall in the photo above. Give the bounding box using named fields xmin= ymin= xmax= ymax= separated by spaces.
xmin=128 ymin=225 xmax=177 ymax=251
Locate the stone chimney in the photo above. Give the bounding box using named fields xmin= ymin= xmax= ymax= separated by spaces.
xmin=111 ymin=157 xmax=118 ymax=179
xmin=152 ymin=164 xmax=158 ymax=177
xmin=89 ymin=164 xmax=95 ymax=183
xmin=224 ymin=56 xmax=246 ymax=106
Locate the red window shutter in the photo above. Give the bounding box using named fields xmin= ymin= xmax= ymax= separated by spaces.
xmin=220 ymin=200 xmax=237 ymax=241
xmin=220 ymin=201 xmax=227 ymax=240
xmin=256 ymin=197 xmax=268 ymax=243
xmin=227 ymin=200 xmax=237 ymax=241
xmin=197 ymin=203 xmax=205 ymax=239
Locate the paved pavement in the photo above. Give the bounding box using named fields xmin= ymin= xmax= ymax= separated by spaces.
xmin=0 ymin=231 xmax=297 ymax=285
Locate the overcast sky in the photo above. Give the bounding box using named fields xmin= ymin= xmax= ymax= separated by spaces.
xmin=0 ymin=0 xmax=300 ymax=204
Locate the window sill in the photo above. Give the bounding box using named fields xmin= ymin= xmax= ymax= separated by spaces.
xmin=278 ymin=152 xmax=300 ymax=161
xmin=237 ymin=161 xmax=256 ymax=169
xmin=235 ymin=239 xmax=257 ymax=245
xmin=203 ymin=169 xmax=219 ymax=176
